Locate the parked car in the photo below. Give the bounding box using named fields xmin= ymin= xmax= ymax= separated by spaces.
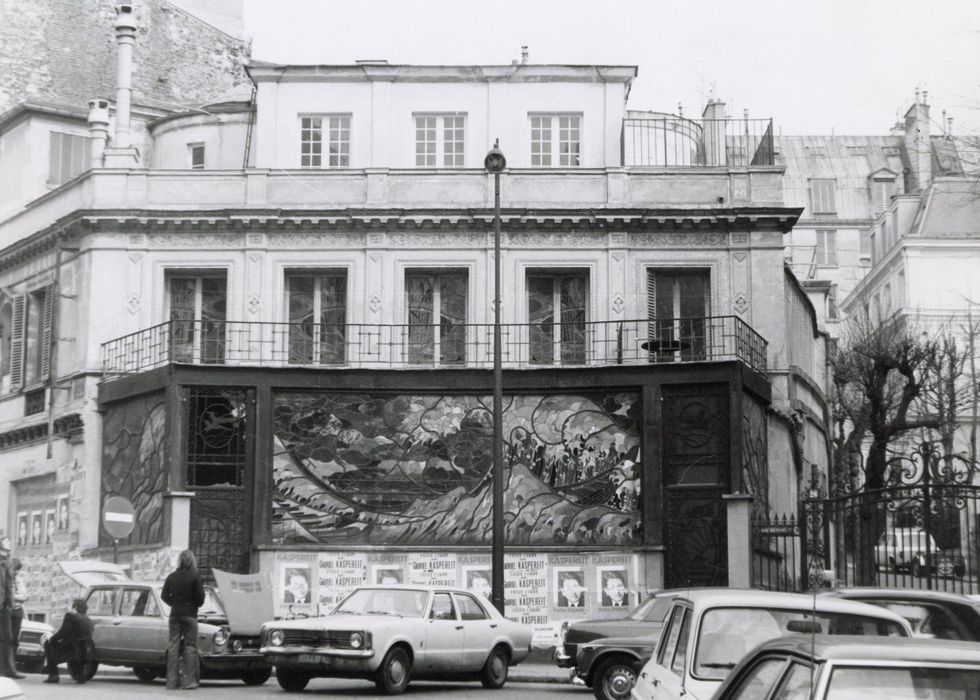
xmin=874 ymin=527 xmax=966 ymax=577
xmin=628 ymin=589 xmax=911 ymax=700
xmin=78 ymin=580 xmax=271 ymax=685
xmin=576 ymin=634 xmax=661 ymax=700
xmin=823 ymin=587 xmax=980 ymax=640
xmin=15 ymin=618 xmax=53 ymax=673
xmin=260 ymin=585 xmax=533 ymax=694
xmin=554 ymin=590 xmax=680 ymax=673
xmin=710 ymin=635 xmax=980 ymax=700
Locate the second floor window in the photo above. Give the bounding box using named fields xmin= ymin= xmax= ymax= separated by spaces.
xmin=167 ymin=274 xmax=227 ymax=364
xmin=816 ymin=230 xmax=838 ymax=266
xmin=286 ymin=272 xmax=347 ymax=365
xmin=406 ymin=270 xmax=467 ymax=365
xmin=810 ymin=178 xmax=837 ymax=214
xmin=530 ymin=114 xmax=581 ymax=167
xmin=415 ymin=114 xmax=465 ymax=167
xmin=646 ymin=269 xmax=710 ymax=361
xmin=527 ymin=271 xmax=587 ymax=365
xmin=300 ymin=115 xmax=351 ymax=168
xmin=188 ymin=143 xmax=205 ymax=169
xmin=48 ymin=131 xmax=89 ymax=186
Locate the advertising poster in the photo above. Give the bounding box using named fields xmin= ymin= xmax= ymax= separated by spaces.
xmin=408 ymin=552 xmax=457 ymax=587
xmin=316 ymin=553 xmax=367 ymax=613
xmin=368 ymin=552 xmax=409 ymax=585
xmin=275 ymin=551 xmax=317 ymax=618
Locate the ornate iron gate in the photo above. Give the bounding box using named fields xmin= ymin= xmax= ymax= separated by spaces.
xmin=186 ymin=387 xmax=252 ymax=581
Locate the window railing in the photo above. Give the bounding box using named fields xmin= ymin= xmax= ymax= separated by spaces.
xmin=101 ymin=315 xmax=768 ymax=379
xmin=622 ymin=117 xmax=775 ymax=167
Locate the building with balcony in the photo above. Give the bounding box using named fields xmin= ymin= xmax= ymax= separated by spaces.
xmin=0 ymin=7 xmax=826 ymax=626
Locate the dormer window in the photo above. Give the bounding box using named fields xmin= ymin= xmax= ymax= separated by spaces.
xmin=871 ymin=178 xmax=895 ymax=213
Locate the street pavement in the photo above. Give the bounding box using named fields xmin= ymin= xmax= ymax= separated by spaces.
xmin=12 ymin=650 xmax=578 ymax=698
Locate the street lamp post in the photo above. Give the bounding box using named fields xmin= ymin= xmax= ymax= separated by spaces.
xmin=484 ymin=140 xmax=506 ymax=614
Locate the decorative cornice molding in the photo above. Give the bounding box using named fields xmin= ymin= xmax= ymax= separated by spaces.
xmin=0 ymin=413 xmax=83 ymax=451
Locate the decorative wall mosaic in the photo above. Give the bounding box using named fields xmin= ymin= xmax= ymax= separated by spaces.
xmin=100 ymin=394 xmax=168 ymax=546
xmin=271 ymin=391 xmax=642 ymax=546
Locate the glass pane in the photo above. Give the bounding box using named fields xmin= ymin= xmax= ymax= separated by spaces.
xmin=439 ymin=272 xmax=467 ymax=365
xmin=407 ymin=274 xmax=435 ymax=363
xmin=527 ymin=276 xmax=555 ymax=364
xmin=560 ymin=275 xmax=587 ymax=364
xmin=288 ymin=276 xmax=315 ymax=364
xmin=670 ymin=608 xmax=691 ymax=675
xmin=200 ymin=277 xmax=226 ymax=364
xmin=169 ymin=278 xmax=197 ymax=362
xmin=319 ymin=275 xmax=347 ymax=364
xmin=727 ymin=658 xmax=788 ymax=700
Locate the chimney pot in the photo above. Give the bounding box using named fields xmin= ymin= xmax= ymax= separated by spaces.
xmin=521 ymin=45 xmax=528 ymax=64
xmin=115 ymin=4 xmax=136 ymax=31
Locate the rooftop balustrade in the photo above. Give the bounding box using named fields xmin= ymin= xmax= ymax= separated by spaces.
xmin=101 ymin=315 xmax=767 ymax=379
xmin=623 ymin=117 xmax=775 ymax=167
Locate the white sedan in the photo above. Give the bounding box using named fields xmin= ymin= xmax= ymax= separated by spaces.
xmin=260 ymin=585 xmax=533 ymax=694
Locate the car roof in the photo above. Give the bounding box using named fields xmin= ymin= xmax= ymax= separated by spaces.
xmin=825 ymin=587 xmax=980 ymax=605
xmin=672 ymin=589 xmax=907 ymax=616
xmin=750 ymin=635 xmax=980 ymax=664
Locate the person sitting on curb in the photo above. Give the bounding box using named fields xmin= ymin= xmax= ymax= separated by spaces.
xmin=43 ymin=598 xmax=94 ymax=684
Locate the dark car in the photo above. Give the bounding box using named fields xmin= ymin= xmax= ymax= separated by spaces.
xmin=576 ymin=634 xmax=660 ymax=700
xmin=708 ymin=635 xmax=980 ymax=700
xmin=823 ymin=587 xmax=980 ymax=640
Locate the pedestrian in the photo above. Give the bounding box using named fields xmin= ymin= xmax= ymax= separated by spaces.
xmin=43 ymin=598 xmax=93 ymax=683
xmin=0 ymin=537 xmax=21 ymax=679
xmin=10 ymin=559 xmax=24 ymax=658
xmin=161 ymin=549 xmax=205 ymax=690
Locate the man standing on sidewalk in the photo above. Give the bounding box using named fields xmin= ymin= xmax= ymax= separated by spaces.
xmin=162 ymin=549 xmax=205 ymax=690
xmin=0 ymin=537 xmax=22 ymax=679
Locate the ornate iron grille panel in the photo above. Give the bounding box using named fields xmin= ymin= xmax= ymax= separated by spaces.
xmin=665 ymin=487 xmax=728 ymax=586
xmin=186 ymin=388 xmax=250 ymax=579
xmin=189 ymin=487 xmax=249 ymax=580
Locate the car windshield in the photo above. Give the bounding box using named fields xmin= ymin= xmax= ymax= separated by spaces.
xmin=332 ymin=588 xmax=428 ymax=618
xmin=693 ymin=608 xmax=908 ymax=679
xmin=631 ymin=595 xmax=674 ymax=622
xmin=827 ymin=665 xmax=980 ymax=699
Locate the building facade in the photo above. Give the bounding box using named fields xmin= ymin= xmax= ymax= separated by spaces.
xmin=0 ymin=8 xmax=826 ymax=629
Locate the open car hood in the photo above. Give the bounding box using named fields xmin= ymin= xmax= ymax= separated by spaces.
xmin=59 ymin=559 xmax=130 ymax=587
xmin=212 ymin=568 xmax=274 ymax=637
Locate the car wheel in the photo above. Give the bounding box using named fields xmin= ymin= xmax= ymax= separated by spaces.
xmin=592 ymin=657 xmax=637 ymax=700
xmin=479 ymin=645 xmax=510 ymax=689
xmin=68 ymin=658 xmax=98 ymax=684
xmin=132 ymin=665 xmax=158 ymax=683
xmin=276 ymin=668 xmax=310 ymax=692
xmin=241 ymin=667 xmax=272 ymax=686
xmin=374 ymin=646 xmax=412 ymax=695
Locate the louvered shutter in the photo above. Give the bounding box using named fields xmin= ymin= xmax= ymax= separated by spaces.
xmin=8 ymin=296 xmax=26 ymax=390
xmin=646 ymin=269 xmax=657 ymax=348
xmin=39 ymin=286 xmax=54 ymax=381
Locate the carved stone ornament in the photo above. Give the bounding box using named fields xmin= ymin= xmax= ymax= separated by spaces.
xmin=629 ymin=231 xmax=726 ymax=247
xmin=148 ymin=234 xmax=244 ymax=248
xmin=127 ymin=294 xmax=141 ymax=315
xmin=612 ymin=294 xmax=625 ymax=314
xmin=369 ymin=294 xmax=383 ymax=312
xmin=733 ymin=292 xmax=749 ymax=315
xmin=248 ymin=295 xmax=261 ymax=315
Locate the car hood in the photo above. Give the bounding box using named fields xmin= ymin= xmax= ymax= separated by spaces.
xmin=265 ymin=613 xmax=417 ymax=630
xmin=581 ymin=633 xmax=661 ymax=649
xmin=212 ymin=569 xmax=274 ymax=637
xmin=20 ymin=619 xmax=53 ymax=634
xmin=565 ymin=616 xmax=650 ymax=642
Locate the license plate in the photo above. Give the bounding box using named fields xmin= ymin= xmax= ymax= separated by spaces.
xmin=298 ymin=654 xmax=328 ymax=664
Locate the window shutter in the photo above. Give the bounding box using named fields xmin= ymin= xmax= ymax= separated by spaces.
xmin=646 ymin=269 xmax=656 ymax=318
xmin=39 ymin=286 xmax=54 ymax=381
xmin=9 ymin=296 xmax=25 ymax=390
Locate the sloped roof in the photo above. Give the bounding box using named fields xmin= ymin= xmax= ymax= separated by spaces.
xmin=915 ymin=178 xmax=980 ymax=238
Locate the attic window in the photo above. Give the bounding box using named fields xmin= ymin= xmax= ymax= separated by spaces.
xmin=883 ymin=146 xmax=902 ymax=156
xmin=805 ymin=145 xmax=827 ymax=157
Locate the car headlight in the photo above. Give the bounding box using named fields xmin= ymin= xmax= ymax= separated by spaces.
xmin=350 ymin=632 xmax=364 ymax=649
xmin=232 ymin=639 xmax=244 ymax=653
xmin=269 ymin=629 xmax=284 ymax=646
xmin=213 ymin=628 xmax=228 ymax=648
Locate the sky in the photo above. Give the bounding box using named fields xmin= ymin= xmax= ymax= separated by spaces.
xmin=241 ymin=0 xmax=980 ymax=136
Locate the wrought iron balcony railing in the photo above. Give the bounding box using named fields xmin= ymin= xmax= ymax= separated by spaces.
xmin=100 ymin=315 xmax=767 ymax=379
xmin=623 ymin=117 xmax=775 ymax=167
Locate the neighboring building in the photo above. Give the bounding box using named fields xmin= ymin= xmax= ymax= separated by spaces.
xmin=0 ymin=10 xmax=827 ymax=627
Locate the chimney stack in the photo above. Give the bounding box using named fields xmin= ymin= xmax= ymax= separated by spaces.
xmin=87 ymin=99 xmax=111 ymax=168
xmin=521 ymin=46 xmax=528 ymax=64
xmin=103 ymin=4 xmax=140 ymax=167
xmin=903 ymin=90 xmax=932 ymax=192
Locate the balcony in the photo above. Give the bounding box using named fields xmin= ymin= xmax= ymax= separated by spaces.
xmin=623 ymin=117 xmax=775 ymax=167
xmin=101 ymin=316 xmax=767 ymax=379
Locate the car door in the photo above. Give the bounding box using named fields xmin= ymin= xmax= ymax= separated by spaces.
xmin=452 ymin=592 xmax=496 ymax=670
xmin=421 ymin=591 xmax=465 ymax=673
xmin=85 ymin=586 xmax=121 ymax=661
xmin=116 ymin=586 xmax=169 ymax=665
xmin=643 ymin=603 xmax=692 ymax=700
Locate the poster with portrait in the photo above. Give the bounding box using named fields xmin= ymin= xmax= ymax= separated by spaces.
xmin=44 ymin=509 xmax=56 ymax=545
xmin=281 ymin=564 xmax=313 ymax=605
xmin=463 ymin=566 xmax=493 ymax=601
xmin=15 ymin=512 xmax=29 ymax=547
xmin=56 ymin=495 xmax=70 ymax=531
xmin=30 ymin=511 xmax=42 ymax=546
xmin=553 ymin=567 xmax=586 ymax=609
xmin=372 ymin=566 xmax=404 ymax=585
xmin=597 ymin=566 xmax=630 ymax=608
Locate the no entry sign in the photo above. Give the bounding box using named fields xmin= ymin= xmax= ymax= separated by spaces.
xmin=102 ymin=496 xmax=135 ymax=540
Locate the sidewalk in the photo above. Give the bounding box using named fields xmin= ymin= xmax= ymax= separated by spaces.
xmin=510 ymin=648 xmax=574 ymax=684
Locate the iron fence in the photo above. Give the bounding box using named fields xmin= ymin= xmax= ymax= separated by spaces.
xmin=623 ymin=117 xmax=775 ymax=167
xmin=752 ymin=513 xmax=802 ymax=592
xmin=101 ymin=315 xmax=767 ymax=378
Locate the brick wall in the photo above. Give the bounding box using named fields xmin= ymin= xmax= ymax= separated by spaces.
xmin=0 ymin=0 xmax=250 ymax=115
